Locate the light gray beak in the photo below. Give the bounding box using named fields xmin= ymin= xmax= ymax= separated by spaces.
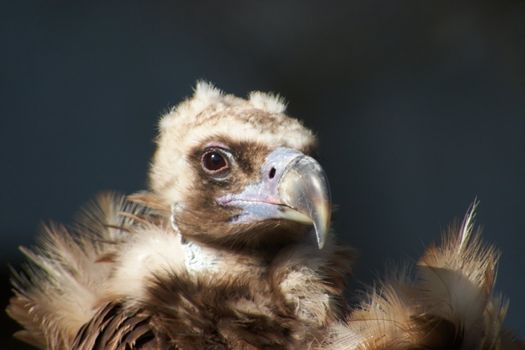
xmin=217 ymin=147 xmax=331 ymax=249
xmin=277 ymin=153 xmax=331 ymax=249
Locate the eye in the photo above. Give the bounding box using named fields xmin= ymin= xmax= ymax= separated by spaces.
xmin=201 ymin=149 xmax=229 ymax=175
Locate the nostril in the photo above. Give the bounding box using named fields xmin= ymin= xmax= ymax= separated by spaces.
xmin=269 ymin=167 xmax=276 ymax=179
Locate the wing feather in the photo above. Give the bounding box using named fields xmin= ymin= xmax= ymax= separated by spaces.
xmin=72 ymin=302 xmax=167 ymax=350
xmin=7 ymin=192 xmax=156 ymax=349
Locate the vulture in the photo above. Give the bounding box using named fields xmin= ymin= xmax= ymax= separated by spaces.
xmin=7 ymin=82 xmax=524 ymax=349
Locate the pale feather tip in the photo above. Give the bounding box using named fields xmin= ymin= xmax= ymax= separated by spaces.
xmin=458 ymin=199 xmax=479 ymax=251
xmin=193 ymin=80 xmax=223 ymax=101
xmin=249 ymin=91 xmax=287 ymax=114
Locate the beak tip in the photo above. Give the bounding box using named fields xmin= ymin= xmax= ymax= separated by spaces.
xmin=274 ymin=150 xmax=332 ymax=249
xmin=314 ymin=224 xmax=329 ymax=250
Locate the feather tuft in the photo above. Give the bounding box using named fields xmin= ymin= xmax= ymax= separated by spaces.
xmin=326 ymin=203 xmax=522 ymax=350
xmin=6 ymin=193 xmax=155 ymax=349
xmin=248 ymin=91 xmax=287 ymax=114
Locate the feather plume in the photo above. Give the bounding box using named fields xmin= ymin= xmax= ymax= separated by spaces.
xmin=6 ymin=193 xmax=155 ymax=349
xmin=326 ymin=203 xmax=523 ymax=350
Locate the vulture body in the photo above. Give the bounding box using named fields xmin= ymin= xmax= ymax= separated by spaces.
xmin=7 ymin=83 xmax=523 ymax=349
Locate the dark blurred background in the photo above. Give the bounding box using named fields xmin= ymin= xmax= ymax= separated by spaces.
xmin=1 ymin=0 xmax=524 ymax=348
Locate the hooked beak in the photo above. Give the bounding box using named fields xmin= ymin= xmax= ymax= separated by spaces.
xmin=217 ymin=147 xmax=331 ymax=249
xmin=278 ymin=154 xmax=331 ymax=249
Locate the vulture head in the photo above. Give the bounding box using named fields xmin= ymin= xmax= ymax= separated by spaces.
xmin=149 ymin=82 xmax=331 ymax=249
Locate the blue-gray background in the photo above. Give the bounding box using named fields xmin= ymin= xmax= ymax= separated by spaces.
xmin=1 ymin=1 xmax=524 ymax=347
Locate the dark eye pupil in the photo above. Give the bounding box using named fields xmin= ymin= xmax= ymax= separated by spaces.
xmin=203 ymin=151 xmax=227 ymax=172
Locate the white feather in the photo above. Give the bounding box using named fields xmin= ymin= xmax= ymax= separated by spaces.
xmin=248 ymin=90 xmax=287 ymax=114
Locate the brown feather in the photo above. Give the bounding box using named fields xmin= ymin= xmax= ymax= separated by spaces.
xmin=72 ymin=302 xmax=169 ymax=350
xmin=7 ymin=193 xmax=158 ymax=349
xmin=8 ymin=191 xmax=355 ymax=349
xmin=326 ymin=203 xmax=523 ymax=350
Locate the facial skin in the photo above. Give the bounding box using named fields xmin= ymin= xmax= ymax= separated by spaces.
xmin=171 ymin=135 xmax=331 ymax=251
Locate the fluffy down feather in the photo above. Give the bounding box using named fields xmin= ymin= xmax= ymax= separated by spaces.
xmin=324 ymin=203 xmax=524 ymax=350
xmin=7 ymin=193 xmax=161 ymax=349
xmin=8 ymin=192 xmax=356 ymax=349
xmin=9 ymin=196 xmax=522 ymax=349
